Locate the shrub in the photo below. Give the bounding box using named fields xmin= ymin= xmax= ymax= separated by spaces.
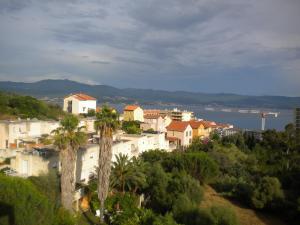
xmin=251 ymin=176 xmax=284 ymax=209
xmin=210 ymin=205 xmax=239 ymax=225
xmin=0 ymin=174 xmax=55 ymax=225
xmin=182 ymin=152 xmax=219 ymax=184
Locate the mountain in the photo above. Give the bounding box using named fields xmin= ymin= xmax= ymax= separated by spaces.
xmin=0 ymin=79 xmax=299 ymax=109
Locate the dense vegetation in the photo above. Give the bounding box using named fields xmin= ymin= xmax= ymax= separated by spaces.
xmin=2 ymin=123 xmax=299 ymax=224
xmin=0 ymin=172 xmax=76 ymax=225
xmin=121 ymin=121 xmax=142 ymax=134
xmin=200 ymin=125 xmax=300 ymax=224
xmin=0 ymin=91 xmax=64 ymax=120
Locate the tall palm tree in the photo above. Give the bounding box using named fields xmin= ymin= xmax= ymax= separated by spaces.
xmin=94 ymin=105 xmax=119 ymax=222
xmin=52 ymin=114 xmax=86 ymax=212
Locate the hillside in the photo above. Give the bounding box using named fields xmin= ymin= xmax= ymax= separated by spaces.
xmin=201 ymin=186 xmax=286 ymax=225
xmin=0 ymin=91 xmax=64 ymax=120
xmin=0 ymin=79 xmax=299 ymax=109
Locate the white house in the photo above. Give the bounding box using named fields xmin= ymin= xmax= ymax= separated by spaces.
xmin=141 ymin=115 xmax=164 ymax=132
xmin=63 ymin=93 xmax=97 ymax=115
xmin=166 ymin=121 xmax=193 ymax=148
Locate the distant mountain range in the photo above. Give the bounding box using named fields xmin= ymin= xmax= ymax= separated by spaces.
xmin=0 ymin=79 xmax=299 ymax=109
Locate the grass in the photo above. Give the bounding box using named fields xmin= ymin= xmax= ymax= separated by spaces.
xmin=201 ymin=185 xmax=286 ymax=225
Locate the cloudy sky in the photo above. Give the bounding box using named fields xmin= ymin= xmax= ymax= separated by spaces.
xmin=0 ymin=0 xmax=300 ymax=96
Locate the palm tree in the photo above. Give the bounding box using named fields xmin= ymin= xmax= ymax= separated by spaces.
xmin=110 ymin=154 xmax=146 ymax=194
xmin=94 ymin=105 xmax=119 ymax=222
xmin=52 ymin=115 xmax=86 ymax=212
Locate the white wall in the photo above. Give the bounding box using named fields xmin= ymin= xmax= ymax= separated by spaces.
xmin=78 ymin=100 xmax=97 ymax=114
xmin=167 ymin=125 xmax=193 ymax=147
xmin=134 ymin=107 xmax=144 ymax=122
xmin=63 ymin=96 xmax=96 ymax=115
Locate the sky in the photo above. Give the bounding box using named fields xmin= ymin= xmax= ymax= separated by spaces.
xmin=0 ymin=0 xmax=300 ymax=96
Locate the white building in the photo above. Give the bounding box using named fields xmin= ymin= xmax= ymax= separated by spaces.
xmin=63 ymin=93 xmax=97 ymax=115
xmin=160 ymin=108 xmax=194 ymax=121
xmin=166 ymin=121 xmax=193 ymax=148
xmin=0 ymin=119 xmax=60 ymax=149
xmin=8 ymin=130 xmax=170 ymax=184
xmin=141 ymin=115 xmax=172 ymax=132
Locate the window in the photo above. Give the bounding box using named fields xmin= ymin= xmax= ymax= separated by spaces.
xmin=186 ymin=131 xmax=188 ymax=137
xmin=83 ymin=107 xmax=86 ymax=112
xmin=189 ymin=131 xmax=192 ymax=136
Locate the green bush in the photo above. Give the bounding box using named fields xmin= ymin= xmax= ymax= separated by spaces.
xmin=122 ymin=121 xmax=141 ymax=134
xmin=251 ymin=176 xmax=284 ymax=209
xmin=210 ymin=205 xmax=239 ymax=225
xmin=143 ymin=163 xmax=203 ymax=214
xmin=0 ymin=174 xmax=55 ymax=225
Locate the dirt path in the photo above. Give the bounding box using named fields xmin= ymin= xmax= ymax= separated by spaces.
xmin=201 ymin=185 xmax=286 ymax=225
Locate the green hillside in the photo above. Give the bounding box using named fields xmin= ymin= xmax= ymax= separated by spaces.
xmin=0 ymin=91 xmax=64 ymax=120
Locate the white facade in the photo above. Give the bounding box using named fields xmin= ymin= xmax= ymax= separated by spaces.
xmin=63 ymin=94 xmax=97 ymax=115
xmin=167 ymin=125 xmax=193 ymax=147
xmin=0 ymin=119 xmax=60 ymax=149
xmin=10 ymin=149 xmax=58 ymax=177
xmin=181 ymin=111 xmax=194 ymax=121
xmin=79 ymin=117 xmax=97 ymax=133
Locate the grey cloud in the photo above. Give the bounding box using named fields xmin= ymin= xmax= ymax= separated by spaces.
xmin=90 ymin=60 xmax=110 ymax=64
xmin=0 ymin=0 xmax=31 ymax=13
xmin=130 ymin=0 xmax=231 ymax=30
xmin=0 ymin=0 xmax=300 ymax=95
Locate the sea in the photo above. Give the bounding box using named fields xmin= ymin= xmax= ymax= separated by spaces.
xmin=110 ymin=103 xmax=294 ymax=131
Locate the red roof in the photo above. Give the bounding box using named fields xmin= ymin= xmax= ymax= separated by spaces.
xmin=188 ymin=120 xmax=204 ymax=129
xmin=124 ymin=105 xmax=140 ymax=111
xmin=144 ymin=109 xmax=161 ymax=116
xmin=144 ymin=114 xmax=161 ymax=119
xmin=166 ymin=121 xmax=191 ymax=132
xmin=199 ymin=120 xmax=217 ymax=128
xmin=67 ymin=93 xmax=96 ymax=101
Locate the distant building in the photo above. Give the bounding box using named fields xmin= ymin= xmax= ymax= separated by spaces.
xmin=166 ymin=121 xmax=193 ymax=148
xmin=141 ymin=114 xmax=172 ymax=132
xmin=188 ymin=120 xmax=210 ymax=139
xmin=160 ymin=108 xmax=194 ymax=121
xmin=123 ymin=105 xmax=144 ymax=122
xmin=63 ymin=93 xmax=97 ymax=115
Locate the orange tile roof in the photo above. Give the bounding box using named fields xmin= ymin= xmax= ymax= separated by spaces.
xmin=144 ymin=109 xmax=161 ymax=115
xmin=166 ymin=121 xmax=191 ymax=132
xmin=144 ymin=114 xmax=161 ymax=119
xmin=200 ymin=120 xmax=217 ymax=128
xmin=124 ymin=105 xmax=140 ymax=111
xmin=188 ymin=120 xmax=204 ymax=129
xmin=67 ymin=93 xmax=96 ymax=101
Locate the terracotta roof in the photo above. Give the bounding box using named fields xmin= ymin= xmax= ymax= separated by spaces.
xmin=166 ymin=121 xmax=191 ymax=132
xmin=188 ymin=120 xmax=204 ymax=129
xmin=124 ymin=105 xmax=140 ymax=111
xmin=144 ymin=114 xmax=161 ymax=119
xmin=215 ymin=123 xmax=231 ymax=128
xmin=144 ymin=109 xmax=161 ymax=116
xmin=67 ymin=93 xmax=96 ymax=101
xmin=200 ymin=120 xmax=217 ymax=128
